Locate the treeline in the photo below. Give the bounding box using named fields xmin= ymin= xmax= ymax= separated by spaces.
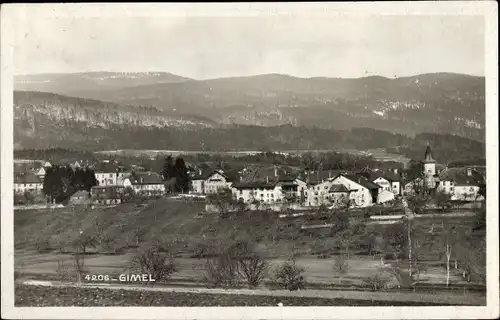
xmin=14 ymin=148 xmax=97 ymax=164
xmin=43 ymin=166 xmax=98 ymax=204
xmin=16 ymin=122 xmax=485 ymax=163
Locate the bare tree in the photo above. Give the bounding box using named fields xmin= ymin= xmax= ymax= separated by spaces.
xmin=237 ymin=252 xmax=269 ymax=288
xmin=207 ymin=188 xmax=234 ymax=213
xmin=441 ymin=223 xmax=460 ymax=287
xmin=332 ymin=253 xmax=350 ymax=285
xmin=131 ymin=245 xmax=178 ymax=284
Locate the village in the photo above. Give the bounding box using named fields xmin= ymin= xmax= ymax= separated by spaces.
xmin=14 ymin=145 xmax=486 ymax=212
xmin=13 ymin=144 xmax=488 ymax=307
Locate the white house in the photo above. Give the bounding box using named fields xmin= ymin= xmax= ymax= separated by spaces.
xmin=14 ymin=173 xmax=43 ymax=194
xmin=35 ymin=167 xmax=46 ymax=181
xmin=437 ymin=167 xmax=484 ymax=201
xmin=372 ymin=173 xmax=401 ymax=196
xmin=117 ymin=171 xmax=132 ymax=186
xmin=330 ymin=174 xmax=381 ymax=207
xmin=328 ymin=184 xmax=351 ymax=208
xmin=232 ymin=181 xmax=285 ymax=204
xmin=94 ymin=162 xmax=119 ymax=186
xmin=231 ymin=166 xmax=299 ymax=204
xmin=191 ymin=169 xmax=232 ymax=194
xmin=306 ymin=179 xmax=336 ymax=207
xmin=123 ymin=172 xmax=165 ymax=195
xmin=377 ymin=190 xmax=396 ymax=204
xmin=295 ymin=178 xmax=308 ymax=203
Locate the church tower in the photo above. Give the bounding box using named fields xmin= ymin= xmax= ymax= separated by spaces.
xmin=422 ymin=143 xmax=436 ymax=189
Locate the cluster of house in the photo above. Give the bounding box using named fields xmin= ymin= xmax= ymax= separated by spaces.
xmin=14 ymin=145 xmax=485 ymax=208
xmin=14 ymin=159 xmax=167 ymax=205
xmin=191 ymin=145 xmax=486 ymax=208
xmin=403 ymin=145 xmax=486 ymax=201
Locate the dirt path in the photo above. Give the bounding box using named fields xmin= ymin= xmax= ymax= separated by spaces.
xmin=19 ymin=279 xmax=485 ymax=306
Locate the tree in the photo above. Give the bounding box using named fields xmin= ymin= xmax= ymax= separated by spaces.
xmin=273 ymin=257 xmax=306 ymax=291
xmin=173 ymin=157 xmax=190 ymax=193
xmin=332 ymin=254 xmax=350 ymax=285
xmin=232 ymin=241 xmax=269 ymax=288
xmin=478 ymin=183 xmax=486 ymax=200
xmin=131 ymin=245 xmax=178 ymax=284
xmin=383 ymin=222 xmax=407 ymax=262
xmin=161 ymin=156 xmax=175 ymax=181
xmin=442 ymin=224 xmax=460 ymax=287
xmin=435 ymin=190 xmax=453 ymax=212
xmin=206 ymin=188 xmax=234 ymax=213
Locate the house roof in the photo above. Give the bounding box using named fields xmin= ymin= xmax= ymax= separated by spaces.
xmin=232 ymin=166 xmax=295 ymax=189
xmin=14 ymin=173 xmax=42 ymax=184
xmin=232 ymin=181 xmax=278 ymax=189
xmin=301 ymin=170 xmax=348 ymax=185
xmin=341 ymin=174 xmax=382 ymax=190
xmin=192 ymin=169 xmax=228 ymax=181
xmin=380 ymin=171 xmax=402 ymax=182
xmin=93 ymin=162 xmax=120 ymax=173
xmin=438 ymin=167 xmax=484 ymax=186
xmin=329 ymin=184 xmax=350 ymax=193
xmin=129 ymin=172 xmax=164 ymax=185
xmin=14 ymin=162 xmax=43 ymax=175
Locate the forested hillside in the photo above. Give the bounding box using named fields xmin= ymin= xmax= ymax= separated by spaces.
xmin=15 ymin=72 xmax=484 ymax=141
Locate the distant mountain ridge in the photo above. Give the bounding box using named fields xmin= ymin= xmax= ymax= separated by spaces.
xmin=14 ymin=71 xmax=485 ymax=143
xmin=15 ymin=71 xmax=192 ymax=94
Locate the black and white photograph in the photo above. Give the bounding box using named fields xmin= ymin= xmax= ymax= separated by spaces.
xmin=1 ymin=2 xmax=498 ymax=319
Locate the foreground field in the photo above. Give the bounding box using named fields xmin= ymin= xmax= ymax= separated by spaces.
xmin=14 ymin=284 xmax=467 ymax=306
xmin=14 ymin=198 xmax=486 ymax=294
xmin=15 ymin=251 xmax=477 ymax=289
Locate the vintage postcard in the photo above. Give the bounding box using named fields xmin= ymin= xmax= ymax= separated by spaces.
xmin=1 ymin=2 xmax=498 ymax=319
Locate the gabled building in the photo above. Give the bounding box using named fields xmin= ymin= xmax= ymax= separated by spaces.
xmin=330 ymin=174 xmax=381 ymax=207
xmin=14 ymin=173 xmax=43 ymax=194
xmin=123 ymin=172 xmax=165 ymax=195
xmin=437 ymin=167 xmax=485 ymax=201
xmin=191 ymin=169 xmax=232 ymax=194
xmin=91 ymin=185 xmax=124 ymax=205
xmin=94 ymin=162 xmax=120 ymax=186
xmin=422 ymin=144 xmax=438 ymax=190
xmin=328 ymin=184 xmax=352 ymax=208
xmin=403 ymin=144 xmax=442 ymax=196
xmin=231 ymin=166 xmax=300 ymax=204
xmin=35 ymin=166 xmax=47 ymax=181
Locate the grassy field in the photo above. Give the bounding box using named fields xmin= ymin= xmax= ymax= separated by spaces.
xmin=14 ymin=198 xmax=486 ymax=290
xmin=14 ymin=285 xmax=458 ymax=307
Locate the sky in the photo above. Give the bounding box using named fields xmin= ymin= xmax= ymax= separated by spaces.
xmin=13 ymin=14 xmax=485 ymax=79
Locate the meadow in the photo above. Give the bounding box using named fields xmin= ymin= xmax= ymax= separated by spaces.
xmin=14 ymin=197 xmax=486 ymax=305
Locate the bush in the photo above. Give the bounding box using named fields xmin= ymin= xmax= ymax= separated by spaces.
xmin=201 ymin=240 xmax=269 ymax=289
xmin=363 ymin=273 xmax=388 ymax=291
xmin=238 ymin=252 xmax=269 ymax=288
xmin=273 ymin=258 xmax=306 ymax=291
xmin=131 ymin=246 xmax=178 ymax=283
xmin=202 ymin=250 xmax=240 ymax=288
